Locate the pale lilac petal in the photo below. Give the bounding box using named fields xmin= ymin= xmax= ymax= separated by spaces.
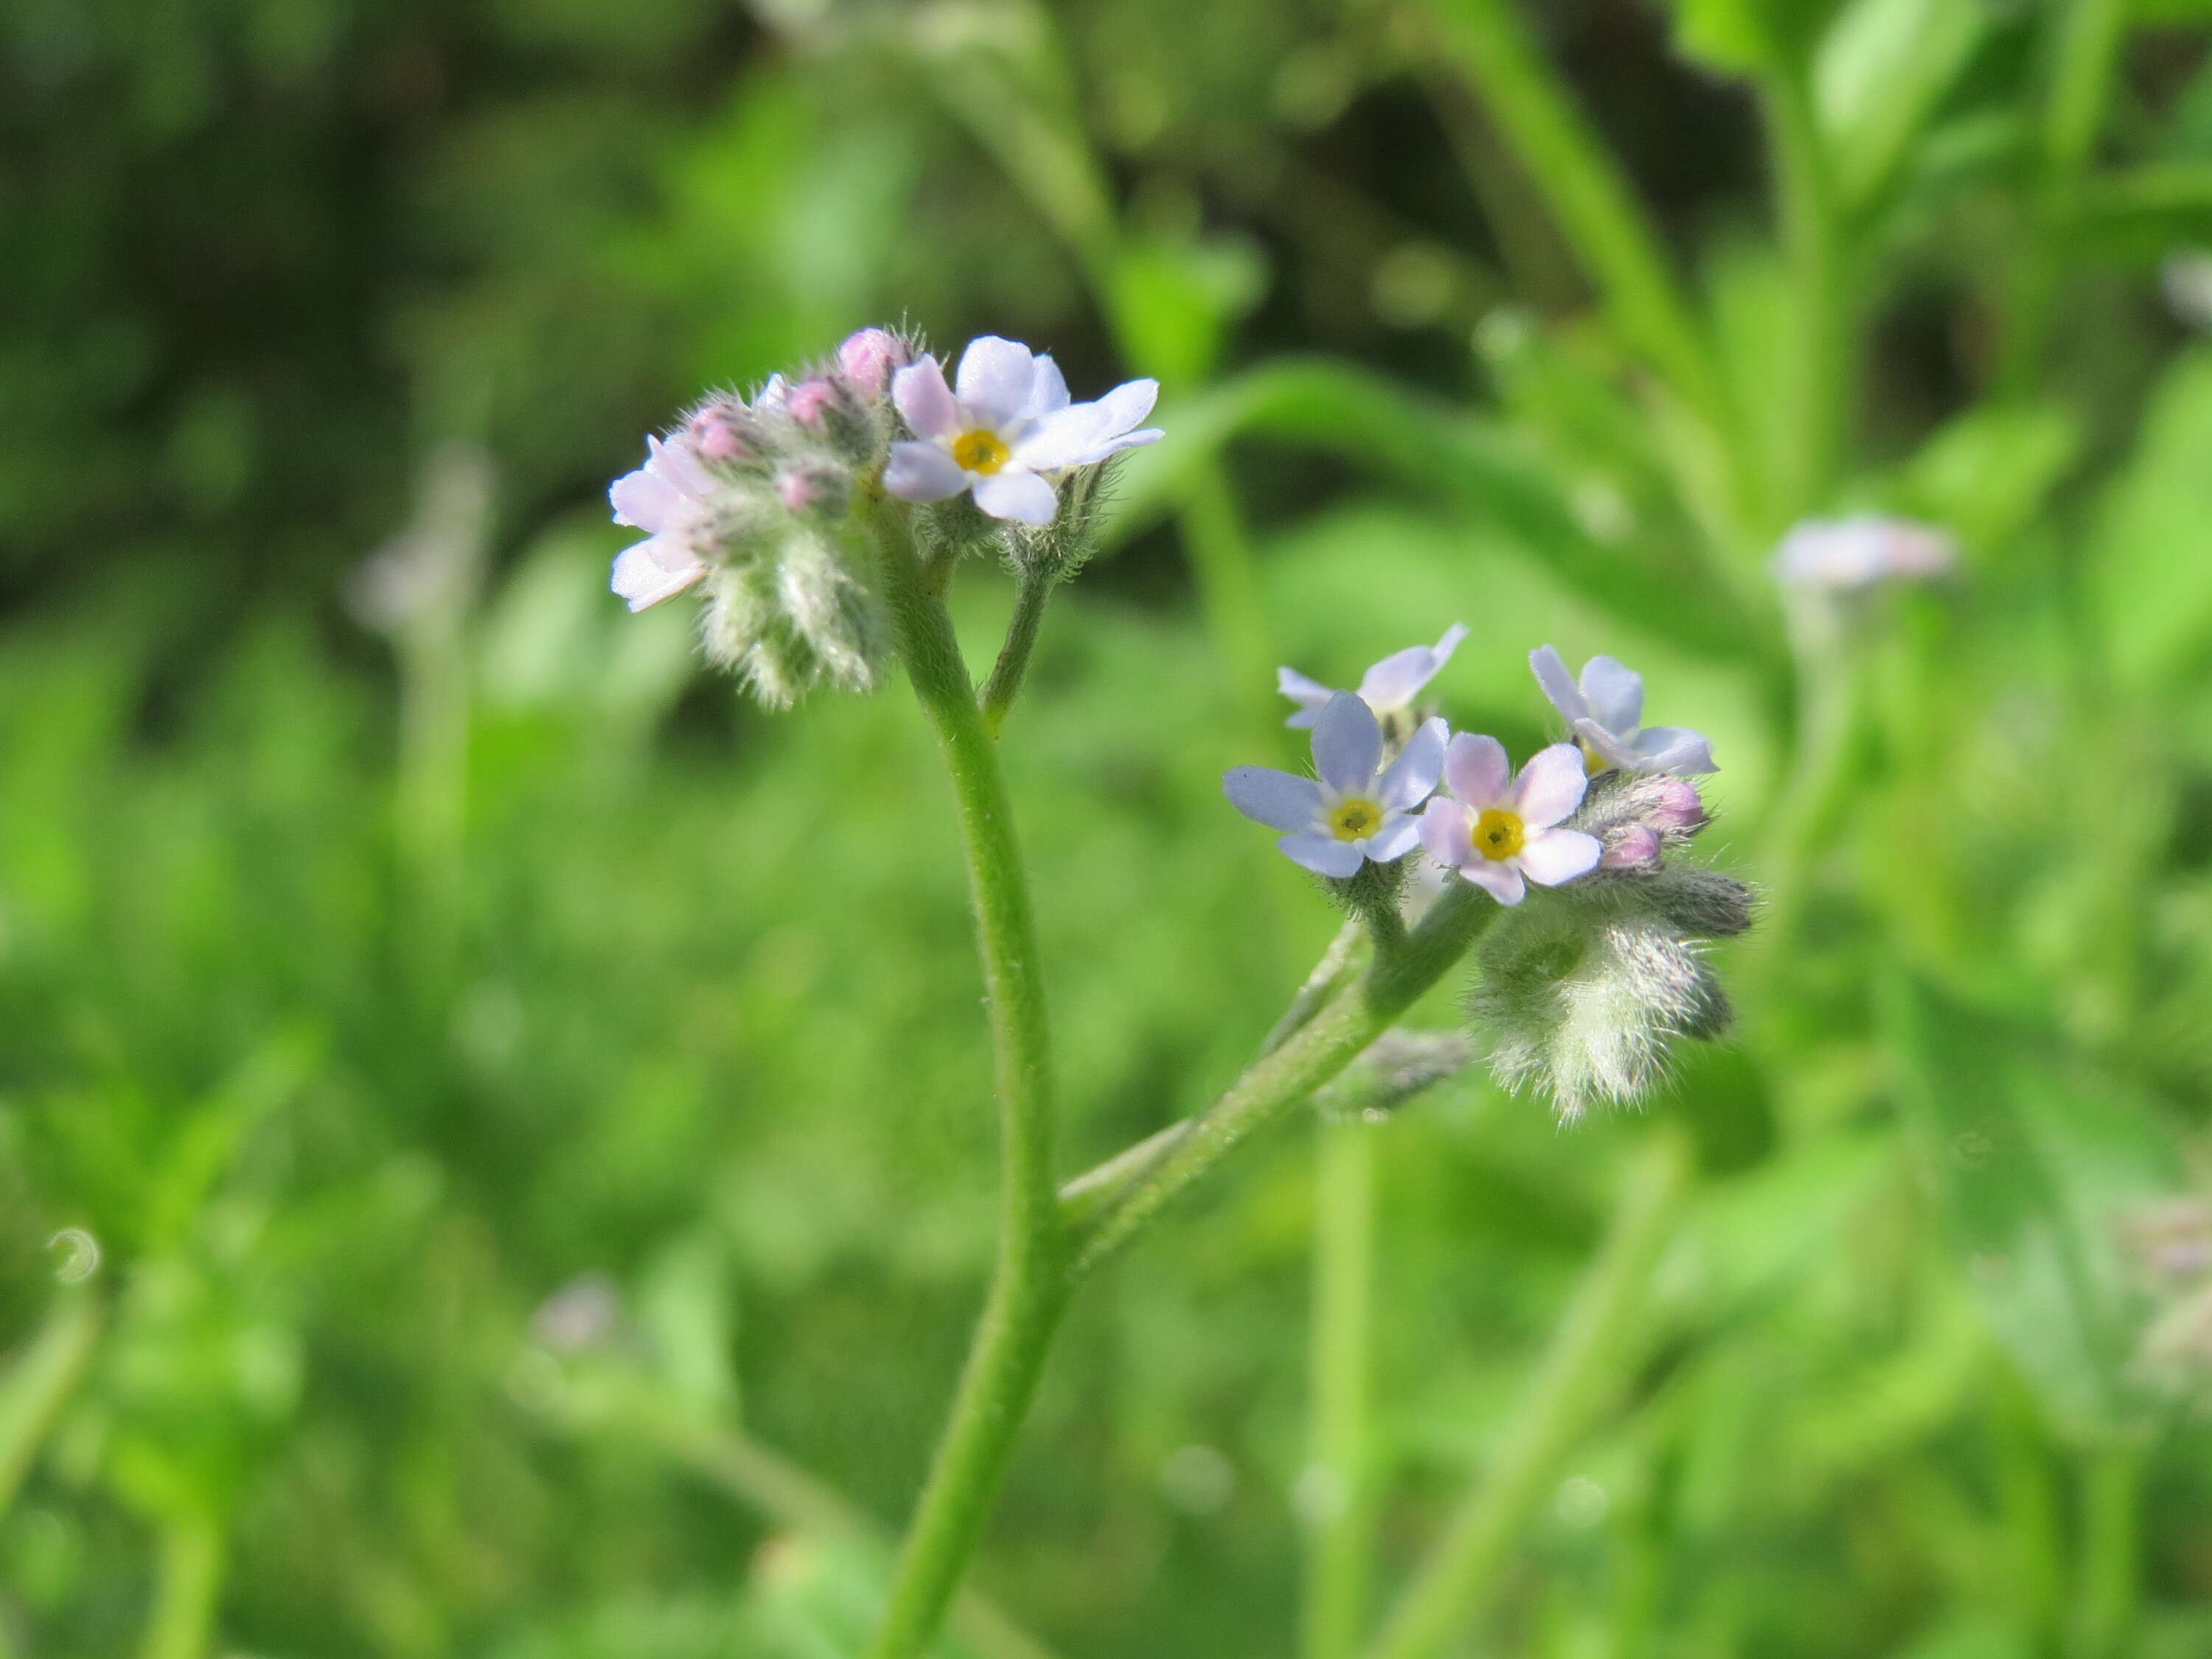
xmin=1008 ymin=402 xmax=1116 ymax=473
xmin=892 ymin=358 xmax=960 ymax=441
xmin=1377 ymin=716 xmax=1447 ymax=810
xmin=1572 ymin=718 xmax=1644 ymax=773
xmin=1357 ymin=623 xmax=1467 ymax=710
xmin=972 ymin=468 xmax=1059 ymax=525
xmin=1363 ymin=816 xmax=1422 ymax=862
xmin=754 ymin=373 xmax=790 ymax=414
xmin=1458 ymin=859 xmax=1526 ymax=905
xmin=1312 ymin=692 xmax=1382 ymax=797
xmin=1223 ymin=766 xmax=1325 ymax=831
xmin=1026 ymin=355 xmax=1071 ymax=415
xmin=1419 ymin=799 xmax=1475 ymax=867
xmin=1279 ymin=666 xmax=1337 ymax=726
xmin=611 ymin=540 xmax=706 ymax=612
xmin=882 ymin=440 xmax=967 ymax=503
xmin=1512 ymin=743 xmax=1590 ymax=828
xmin=1280 ymin=832 xmax=1366 ymax=878
xmin=610 ymin=467 xmax=683 ymax=532
xmin=647 ymin=434 xmax=715 ymax=498
xmin=1442 ymin=733 xmax=1511 ymax=808
xmin=1086 ymin=378 xmax=1159 ymax=438
xmin=1529 ymin=645 xmax=1588 ymax=726
xmin=1578 ymin=655 xmax=1644 ymax=736
xmin=1517 ymin=827 xmax=1601 ymax=888
xmin=955 ymin=335 xmax=1038 ymax=426
xmin=1627 ymin=726 xmax=1717 ymax=776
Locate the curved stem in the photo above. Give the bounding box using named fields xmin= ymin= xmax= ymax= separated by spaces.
xmin=139 ymin=1512 xmax=223 ymax=1659
xmin=866 ymin=507 xmax=1071 ymax=1659
xmin=0 ymin=1293 xmax=102 ymax=1520
xmin=981 ymin=573 xmax=1056 ymax=739
xmin=1361 ymin=1128 xmax=1693 ymax=1659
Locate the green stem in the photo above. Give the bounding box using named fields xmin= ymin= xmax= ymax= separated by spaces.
xmin=1757 ymin=60 xmax=1846 ymax=523
xmin=865 ymin=505 xmax=1071 ymax=1659
xmin=1067 ymin=883 xmax=1499 ymax=1279
xmin=1304 ymin=1113 xmax=1381 ymax=1659
xmin=1265 ymin=921 xmax=1369 ymax=1057
xmin=1178 ymin=468 xmax=1279 ymax=735
xmin=2069 ymin=1443 xmax=2143 ymax=1659
xmin=0 ymin=1293 xmax=102 ymax=1520
xmin=1360 ymin=1129 xmax=1693 ymax=1659
xmin=980 ymin=573 xmax=1057 ymax=740
xmin=139 ymin=1513 xmax=223 ymax=1659
xmin=1422 ymin=0 xmax=1721 ymax=420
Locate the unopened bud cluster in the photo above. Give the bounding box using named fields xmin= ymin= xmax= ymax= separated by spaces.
xmin=606 ymin=330 xmax=1161 ymax=707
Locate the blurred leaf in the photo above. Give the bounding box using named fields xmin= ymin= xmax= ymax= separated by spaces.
xmin=1884 ymin=973 xmax=2174 ymax=1440
xmin=1898 ymin=399 xmax=2081 ymax=555
xmin=1112 ymin=359 xmax=1756 ymax=656
xmin=2090 ymin=347 xmax=2212 ymax=689
xmin=1107 ymin=233 xmax=1267 ymax=390
xmin=2074 ymin=164 xmax=2212 ymax=261
xmin=1815 ymin=0 xmax=1992 ymax=209
xmin=1660 ymin=0 xmax=1844 ymax=73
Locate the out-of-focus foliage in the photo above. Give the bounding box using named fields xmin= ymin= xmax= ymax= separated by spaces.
xmin=8 ymin=1 xmax=2212 ymax=1656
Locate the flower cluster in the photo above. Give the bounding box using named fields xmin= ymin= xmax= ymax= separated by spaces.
xmin=604 ymin=329 xmax=1159 ymax=706
xmin=1224 ymin=631 xmax=1751 ymax=1119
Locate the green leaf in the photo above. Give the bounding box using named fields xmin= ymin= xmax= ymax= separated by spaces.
xmin=1884 ymin=973 xmax=2176 ymax=1440
xmin=1898 ymin=398 xmax=2081 ymax=555
xmin=2090 ymin=347 xmax=2212 ymax=689
xmin=1815 ymin=0 xmax=1993 ymax=209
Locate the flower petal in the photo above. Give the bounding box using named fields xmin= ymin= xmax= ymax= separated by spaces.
xmin=972 ymin=468 xmax=1060 ymax=525
xmin=1460 ymin=859 xmax=1527 ymax=905
xmin=1311 ymin=692 xmax=1382 ymax=796
xmin=1627 ymin=725 xmax=1717 ymax=776
xmin=610 ymin=467 xmax=683 ymax=532
xmin=1512 ymin=742 xmax=1590 ymax=828
xmin=611 ymin=540 xmax=706 ymax=611
xmin=1517 ymin=827 xmax=1601 ymax=888
xmin=1529 ymin=644 xmax=1588 ymax=726
xmin=1026 ymin=354 xmax=1071 ymax=415
xmin=1280 ymin=832 xmax=1366 ymax=878
xmin=1357 ymin=623 xmax=1467 ymax=710
xmin=882 ymin=440 xmax=967 ymax=503
xmin=1577 ymin=654 xmax=1645 ymax=737
xmin=1224 ymin=766 xmax=1324 ymax=831
xmin=1363 ymin=816 xmax=1422 ymax=862
xmin=647 ymin=433 xmax=715 ymax=498
xmin=1418 ymin=798 xmax=1475 ymax=867
xmin=1087 ymin=377 xmax=1159 ymax=438
xmin=892 ymin=358 xmax=960 ymax=440
xmin=1571 ymin=717 xmax=1643 ymax=773
xmin=1278 ymin=666 xmax=1337 ymax=726
xmin=955 ymin=335 xmax=1038 ymax=427
xmin=1377 ymin=716 xmax=1447 ymax=810
xmin=1442 ymin=732 xmax=1511 ymax=808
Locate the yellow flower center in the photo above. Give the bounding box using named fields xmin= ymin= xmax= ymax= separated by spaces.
xmin=1579 ymin=740 xmax=1610 ymax=778
xmin=1473 ymin=807 xmax=1526 ymax=861
xmin=952 ymin=429 xmax=1011 ymax=475
xmin=1327 ymin=797 xmax=1384 ymax=843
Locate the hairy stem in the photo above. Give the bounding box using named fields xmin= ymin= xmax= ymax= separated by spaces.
xmin=1362 ymin=1128 xmax=1693 ymax=1659
xmin=866 ymin=507 xmax=1071 ymax=1659
xmin=1304 ymin=1113 xmax=1381 ymax=1659
xmin=0 ymin=1293 xmax=102 ymax=1521
xmin=1067 ymin=882 xmax=1498 ymax=1278
xmin=981 ymin=572 xmax=1057 ymax=739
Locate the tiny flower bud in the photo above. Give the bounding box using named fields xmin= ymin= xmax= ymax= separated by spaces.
xmin=787 ymin=378 xmax=840 ymax=429
xmin=837 ymin=327 xmax=911 ymax=397
xmin=1602 ymin=824 xmax=1662 ymax=872
xmin=776 ymin=466 xmax=846 ymax=517
xmin=1645 ymin=778 xmax=1708 ymax=835
xmin=689 ymin=401 xmax=752 ymax=462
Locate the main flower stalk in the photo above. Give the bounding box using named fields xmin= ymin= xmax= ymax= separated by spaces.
xmin=864 ymin=498 xmax=1072 ymax=1659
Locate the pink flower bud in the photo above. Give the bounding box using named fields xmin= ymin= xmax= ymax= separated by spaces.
xmin=777 ymin=470 xmax=821 ymax=512
xmin=1646 ymin=779 xmax=1708 ymax=835
xmin=1602 ymin=824 xmax=1663 ymax=871
xmin=836 ymin=327 xmax=909 ymax=397
xmin=787 ymin=378 xmax=840 ymax=429
xmin=689 ymin=403 xmax=750 ymax=462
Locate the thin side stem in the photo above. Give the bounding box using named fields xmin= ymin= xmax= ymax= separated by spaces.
xmin=1757 ymin=60 xmax=1846 ymax=524
xmin=2069 ymin=1443 xmax=2144 ymax=1659
xmin=981 ymin=573 xmax=1056 ymax=739
xmin=1304 ymin=1113 xmax=1380 ymax=1659
xmin=139 ymin=1513 xmax=223 ymax=1659
xmin=0 ymin=1293 xmax=102 ymax=1520
xmin=1178 ymin=468 xmax=1279 ymax=736
xmin=1068 ymin=882 xmax=1499 ymax=1279
xmin=1361 ymin=1128 xmax=1693 ymax=1659
xmin=1422 ymin=0 xmax=1721 ymax=420
xmin=866 ymin=507 xmax=1071 ymax=1659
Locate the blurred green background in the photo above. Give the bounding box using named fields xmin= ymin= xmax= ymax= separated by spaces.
xmin=9 ymin=0 xmax=2212 ymax=1655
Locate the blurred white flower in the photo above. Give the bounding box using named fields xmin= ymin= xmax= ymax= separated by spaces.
xmin=1224 ymin=692 xmax=1445 ymax=877
xmin=1419 ymin=736 xmax=1600 ymax=906
xmin=1772 ymin=515 xmax=1955 ymax=594
xmin=1529 ymin=646 xmax=1716 ymax=776
xmin=2163 ymin=252 xmax=2212 ymax=332
xmin=608 ymin=432 xmax=719 ymax=612
xmin=1279 ymin=624 xmax=1469 ymax=730
xmin=883 ymin=335 xmax=1161 ymax=526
